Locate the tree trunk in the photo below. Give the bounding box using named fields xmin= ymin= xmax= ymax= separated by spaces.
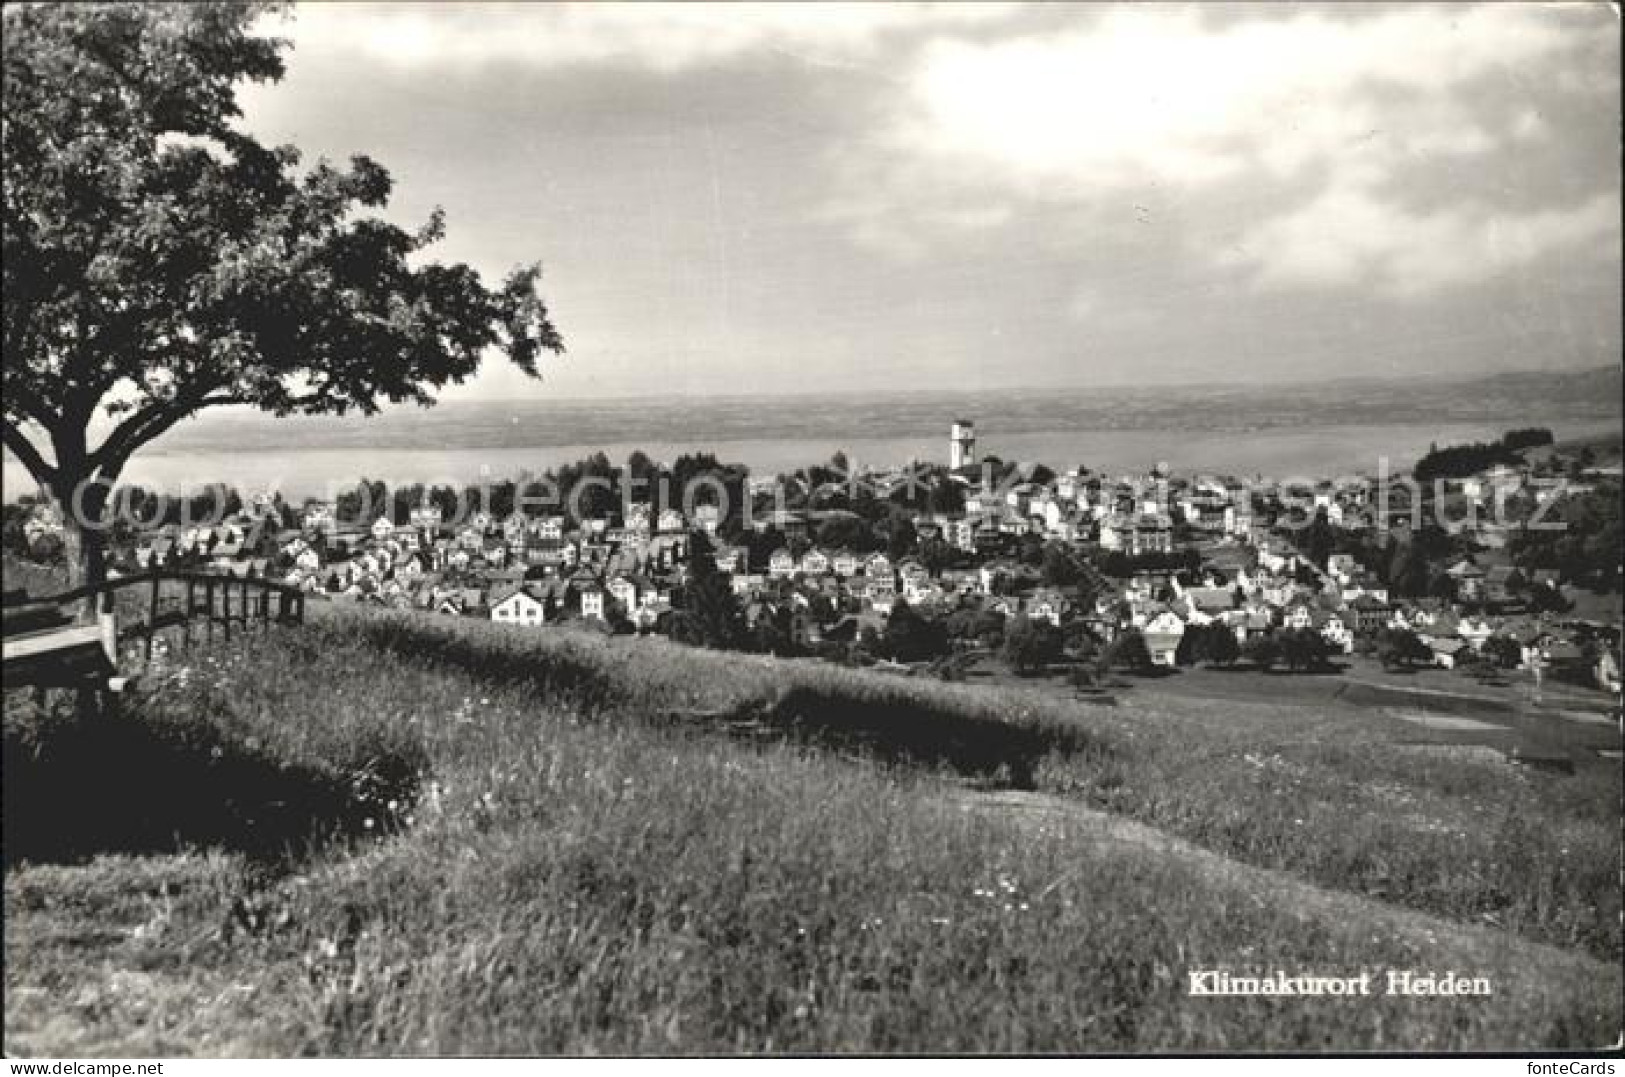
xmin=48 ymin=479 xmax=110 ymax=615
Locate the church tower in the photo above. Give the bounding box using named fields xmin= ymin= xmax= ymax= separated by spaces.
xmin=950 ymin=419 xmax=976 ymax=470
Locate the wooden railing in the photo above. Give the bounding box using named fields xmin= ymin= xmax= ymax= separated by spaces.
xmin=2 ymin=570 xmax=305 ymax=689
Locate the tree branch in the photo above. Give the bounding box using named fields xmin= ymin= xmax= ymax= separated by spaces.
xmin=90 ymin=387 xmax=245 ymax=476
xmin=2 ymin=418 xmax=56 ymax=488
xmin=1 ymin=377 xmax=54 ymax=429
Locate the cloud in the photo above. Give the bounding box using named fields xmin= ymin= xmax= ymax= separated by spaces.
xmin=838 ymin=3 xmax=1617 ymax=298
xmin=895 ymin=5 xmax=1573 ymax=188
xmin=1221 ymin=186 xmax=1619 ymax=296
xmin=278 ymin=1 xmax=1013 ymax=72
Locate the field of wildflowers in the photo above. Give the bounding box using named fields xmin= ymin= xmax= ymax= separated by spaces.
xmin=334 ymin=607 xmax=1623 ymax=961
xmin=4 ymin=606 xmax=1620 ymax=1052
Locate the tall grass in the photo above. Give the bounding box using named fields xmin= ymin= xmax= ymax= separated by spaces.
xmin=322 ymin=608 xmax=1622 ymax=961
xmin=6 ymin=621 xmax=1617 ymax=1053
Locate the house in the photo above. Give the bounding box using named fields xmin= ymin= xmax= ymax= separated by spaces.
xmin=1311 ymin=492 xmax=1344 ymax=527
xmin=220 ymin=557 xmax=268 ymax=579
xmin=607 ymin=574 xmax=645 ymax=610
xmin=864 ymin=552 xmax=893 ymax=580
xmin=656 ymin=508 xmax=687 ymax=534
xmin=944 ymin=519 xmax=977 ymax=552
xmin=1446 ymin=559 xmax=1486 ymax=600
xmin=1281 ymin=601 xmax=1316 ymax=630
xmin=536 ymin=516 xmax=567 ymax=542
xmin=1185 ymin=502 xmax=1235 ymax=534
xmin=135 ymin=537 xmax=175 ymax=570
xmin=410 ymin=502 xmax=445 ymax=531
xmin=1595 ymin=647 xmax=1621 ymax=694
xmin=1326 ymin=553 xmax=1360 ymax=581
xmin=302 ymin=503 xmax=337 ymax=533
xmin=978 ymin=561 xmax=1013 ymax=595
xmin=713 ymin=545 xmax=749 ymax=575
xmin=1426 ymin=637 xmax=1467 ymax=669
xmin=502 ymin=513 xmax=529 ymax=543
xmin=1129 ymin=511 xmax=1175 ymax=556
xmin=1143 ymin=609 xmax=1187 ymax=667
xmin=1313 ymin=610 xmax=1354 ymax=654
xmin=903 ymin=576 xmax=942 ymax=605
xmin=370 ymin=516 xmax=396 ymax=541
xmin=832 ymin=550 xmax=863 ymax=578
xmin=1096 ymin=515 xmax=1127 ymax=551
xmin=768 ymin=548 xmax=797 ymax=578
xmin=489 ymin=584 xmax=549 ymax=627
xmin=1225 ymin=608 xmax=1273 ymax=642
xmin=524 ymin=541 xmax=567 ymax=569
xmin=294 ymin=546 xmax=322 ymax=572
xmin=1347 ymin=594 xmax=1392 ymax=634
xmin=623 ymin=505 xmax=652 ymax=535
xmin=1027 ymin=590 xmax=1068 ymax=628
xmin=1484 ymin=565 xmax=1527 ymax=605
xmin=789 ymin=608 xmax=824 ymax=649
xmin=1183 ymin=587 xmax=1236 ymax=618
xmin=1457 ymin=615 xmax=1494 ymax=652
xmin=1341 ymin=577 xmax=1389 ymax=604
xmin=1541 ymin=637 xmax=1587 ymax=673
xmin=799 ymin=548 xmax=832 ymax=576
xmin=644 ymin=534 xmax=688 ymax=570
xmin=578 ymin=582 xmax=605 ymax=620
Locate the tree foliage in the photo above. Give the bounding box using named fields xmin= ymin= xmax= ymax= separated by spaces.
xmin=1001 ymin=613 xmax=1062 ymax=675
xmin=1243 ymin=634 xmax=1279 ymax=670
xmin=1376 ymin=627 xmax=1434 ymax=670
xmin=1105 ymin=627 xmax=1152 ymax=672
xmin=881 ymin=600 xmax=949 ymax=663
xmin=3 ymin=4 xmax=562 ymax=584
xmin=670 ymin=531 xmax=745 ymax=651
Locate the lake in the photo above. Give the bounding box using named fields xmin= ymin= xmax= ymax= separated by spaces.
xmin=4 ymin=418 xmax=1620 ymax=503
xmin=3 ymin=376 xmax=1620 ymax=500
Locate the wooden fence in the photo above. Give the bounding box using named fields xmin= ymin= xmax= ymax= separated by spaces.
xmin=2 ymin=570 xmax=305 ymax=693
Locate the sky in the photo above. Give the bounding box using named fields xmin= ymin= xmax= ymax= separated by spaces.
xmin=236 ymin=2 xmax=1622 ymax=401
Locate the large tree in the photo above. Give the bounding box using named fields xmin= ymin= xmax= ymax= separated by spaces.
xmin=3 ymin=3 xmax=562 ymax=587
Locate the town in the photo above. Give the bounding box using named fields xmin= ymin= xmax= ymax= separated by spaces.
xmin=5 ymin=3 xmax=1621 ymax=1057
xmin=8 ymin=420 xmax=1620 ymax=698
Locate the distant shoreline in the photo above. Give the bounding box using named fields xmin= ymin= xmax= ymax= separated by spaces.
xmin=5 ymin=416 xmax=1619 ymax=502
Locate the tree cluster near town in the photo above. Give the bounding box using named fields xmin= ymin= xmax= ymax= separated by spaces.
xmin=3 ymin=3 xmax=562 ymax=588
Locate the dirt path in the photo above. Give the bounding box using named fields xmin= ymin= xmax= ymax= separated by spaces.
xmin=943 ymin=786 xmax=1621 ymax=994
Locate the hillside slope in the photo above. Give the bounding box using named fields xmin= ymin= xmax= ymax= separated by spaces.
xmin=5 ymin=608 xmax=1620 ymax=1053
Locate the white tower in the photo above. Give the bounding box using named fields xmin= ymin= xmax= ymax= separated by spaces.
xmin=950 ymin=419 xmax=976 ymax=470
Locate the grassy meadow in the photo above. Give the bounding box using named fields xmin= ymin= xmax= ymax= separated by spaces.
xmin=4 ymin=604 xmax=1621 ymax=1053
